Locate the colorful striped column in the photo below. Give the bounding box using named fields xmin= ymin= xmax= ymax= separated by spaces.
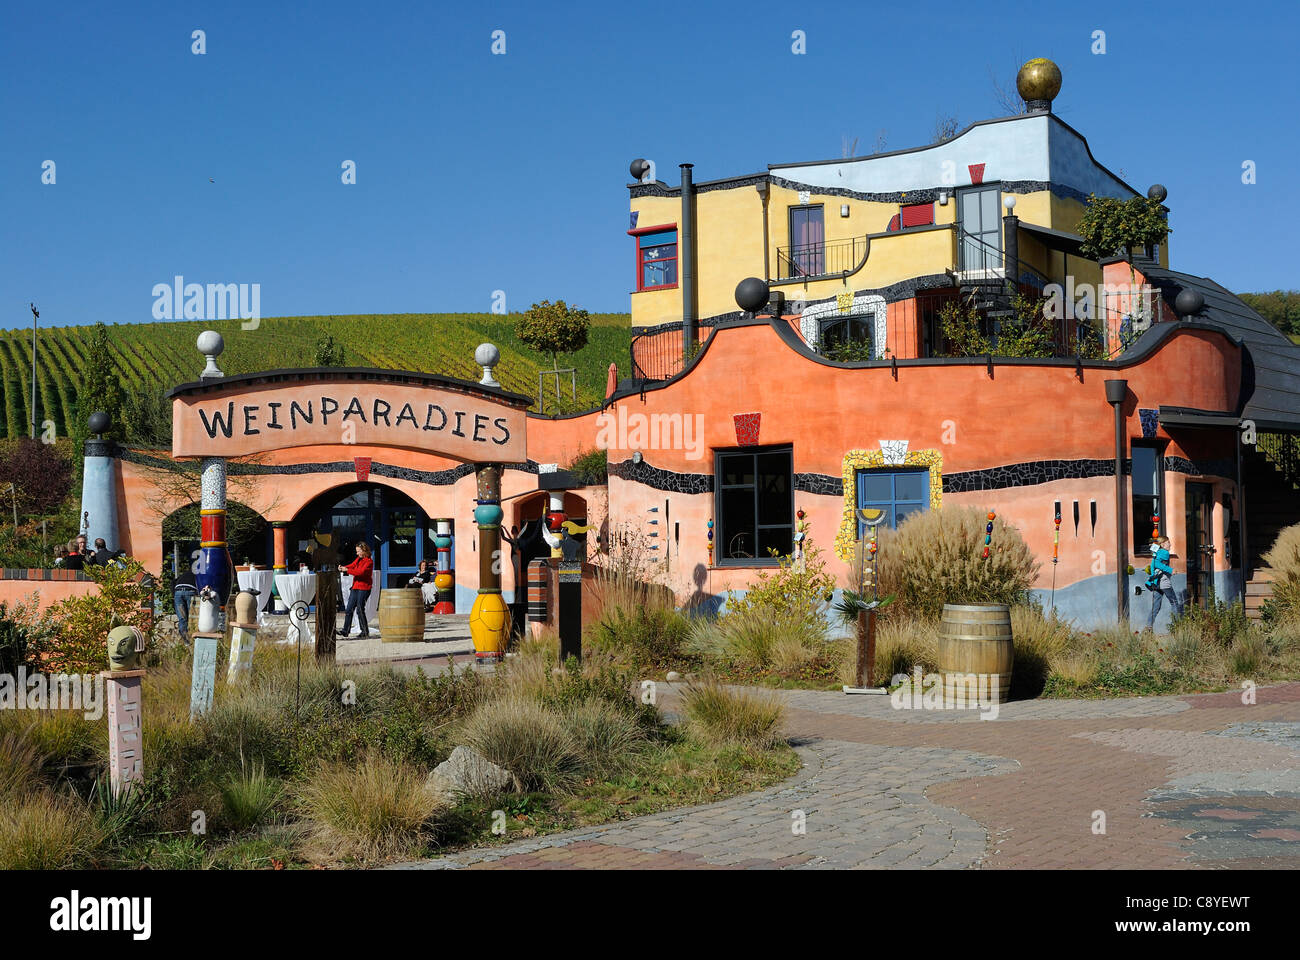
xmin=526 ymin=558 xmax=549 ymax=635
xmin=469 ymin=465 xmax=509 ymax=662
xmin=432 ymin=519 xmax=455 ymax=615
xmin=197 ymin=457 xmax=231 ymax=626
xmin=271 ymin=521 xmax=289 ymax=613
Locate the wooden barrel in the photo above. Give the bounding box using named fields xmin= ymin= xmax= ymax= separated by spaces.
xmin=379 ymin=588 xmax=426 ymax=643
xmin=937 ymin=603 xmax=1013 ymax=704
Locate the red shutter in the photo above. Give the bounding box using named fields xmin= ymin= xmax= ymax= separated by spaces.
xmin=901 ymin=203 xmax=934 ymax=228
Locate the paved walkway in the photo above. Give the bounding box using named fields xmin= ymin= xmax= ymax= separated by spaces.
xmin=395 ymin=682 xmax=1300 ymax=870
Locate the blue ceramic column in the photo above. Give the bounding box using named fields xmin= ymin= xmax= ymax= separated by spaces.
xmin=79 ymin=411 xmax=120 ymax=551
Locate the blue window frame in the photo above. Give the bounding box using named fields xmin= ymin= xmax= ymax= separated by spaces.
xmin=855 ymin=469 xmax=929 ymax=536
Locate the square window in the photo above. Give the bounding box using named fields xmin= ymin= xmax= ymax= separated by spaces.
xmin=714 ymin=447 xmax=793 ymax=566
xmin=855 ymin=468 xmax=930 ymax=535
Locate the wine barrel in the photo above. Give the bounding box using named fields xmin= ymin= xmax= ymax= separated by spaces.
xmin=379 ymin=588 xmax=426 ymax=643
xmin=937 ymin=603 xmax=1013 ymax=704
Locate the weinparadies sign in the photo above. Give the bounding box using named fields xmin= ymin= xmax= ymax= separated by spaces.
xmin=169 ymin=369 xmax=532 ymax=462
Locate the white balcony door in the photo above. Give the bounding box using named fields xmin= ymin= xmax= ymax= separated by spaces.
xmin=958 ymin=186 xmax=1001 ymax=276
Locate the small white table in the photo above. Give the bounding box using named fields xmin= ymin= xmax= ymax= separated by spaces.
xmin=274 ymin=572 xmax=317 ymax=648
xmin=236 ymin=569 xmax=276 ymax=625
xmin=340 ymin=572 xmax=382 ymax=628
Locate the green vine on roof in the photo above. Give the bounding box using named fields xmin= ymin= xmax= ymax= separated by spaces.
xmin=1076 ymin=194 xmax=1170 ymax=262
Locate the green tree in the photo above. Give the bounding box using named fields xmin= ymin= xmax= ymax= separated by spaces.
xmin=314 ymin=333 xmax=347 ymax=366
xmin=1237 ymin=290 xmax=1300 ymax=337
xmin=121 ymin=382 xmax=172 ymax=448
xmin=70 ymin=321 xmax=127 ymax=486
xmin=516 ymin=300 xmax=591 ymax=371
xmin=1077 ymin=194 xmax=1171 ymax=262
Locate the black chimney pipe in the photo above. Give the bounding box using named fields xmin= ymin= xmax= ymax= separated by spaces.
xmin=680 ymin=164 xmax=696 ymax=362
xmin=1105 ymin=379 xmax=1130 ymax=623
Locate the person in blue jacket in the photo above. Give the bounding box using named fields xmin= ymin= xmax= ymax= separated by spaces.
xmin=1145 ymin=535 xmax=1182 ymax=630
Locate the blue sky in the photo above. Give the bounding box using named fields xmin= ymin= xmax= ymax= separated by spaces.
xmin=3 ymin=0 xmax=1295 ymax=329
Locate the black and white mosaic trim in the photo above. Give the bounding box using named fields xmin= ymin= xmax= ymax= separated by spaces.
xmin=120 ymin=450 xmax=541 ymax=486
xmin=608 ymin=458 xmax=712 ymax=494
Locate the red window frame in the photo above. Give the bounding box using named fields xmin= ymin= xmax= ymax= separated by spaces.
xmin=629 ymin=222 xmax=678 ymax=292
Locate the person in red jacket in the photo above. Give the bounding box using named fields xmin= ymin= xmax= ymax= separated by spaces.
xmin=338 ymin=542 xmax=374 ymax=638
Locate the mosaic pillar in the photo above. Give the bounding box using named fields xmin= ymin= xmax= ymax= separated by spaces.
xmin=469 ymin=465 xmax=509 ymax=662
xmin=432 ymin=519 xmax=455 ymax=614
xmin=104 ymin=670 xmax=145 ymax=796
xmin=271 ymin=522 xmax=289 ymax=613
xmin=198 ymin=457 xmax=231 ymax=629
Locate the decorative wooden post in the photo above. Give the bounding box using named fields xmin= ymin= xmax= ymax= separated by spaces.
xmin=104 ymin=670 xmax=145 ymax=795
xmin=470 ymin=464 xmax=510 ymax=663
xmin=190 ymin=632 xmax=219 ymax=718
xmin=228 ymin=589 xmax=259 ymax=683
xmin=558 ymin=559 xmax=582 ymax=663
xmin=432 ymin=519 xmax=455 ymax=614
xmin=271 ymin=521 xmax=290 ymax=613
xmin=310 ymin=535 xmax=340 ymax=664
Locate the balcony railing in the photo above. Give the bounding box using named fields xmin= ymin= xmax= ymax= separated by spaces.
xmin=775 ymin=236 xmax=869 ymax=280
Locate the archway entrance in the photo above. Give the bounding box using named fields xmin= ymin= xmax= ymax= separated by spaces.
xmin=291 ymin=483 xmax=432 ymax=590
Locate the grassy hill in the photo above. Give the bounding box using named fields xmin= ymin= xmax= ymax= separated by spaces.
xmin=0 ymin=312 xmax=631 ymax=440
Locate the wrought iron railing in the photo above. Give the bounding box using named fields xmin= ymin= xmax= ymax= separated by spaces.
xmin=630 ymin=322 xmax=687 ymax=381
xmin=775 ymin=236 xmax=869 ymax=280
xmin=1257 ymin=432 xmax=1300 ymax=490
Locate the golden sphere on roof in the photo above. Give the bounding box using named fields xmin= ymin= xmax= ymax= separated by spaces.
xmin=1016 ymin=58 xmax=1062 ymax=106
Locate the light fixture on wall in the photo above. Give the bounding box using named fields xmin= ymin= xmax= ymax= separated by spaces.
xmin=840 ymin=204 xmax=850 ymax=217
xmin=937 ymin=189 xmax=950 ymax=205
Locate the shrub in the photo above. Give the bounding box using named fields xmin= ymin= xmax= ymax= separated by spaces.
xmin=0 ymin=793 xmax=103 ymax=869
xmin=1009 ymin=604 xmax=1074 ymax=698
xmin=219 ymin=758 xmax=284 ymax=831
xmin=458 ymin=695 xmax=583 ymax=792
xmin=586 ymin=605 xmax=692 ymax=669
xmin=0 ymin=710 xmax=104 ymax=767
xmin=863 ymin=616 xmax=940 ymax=684
xmin=0 ymin=601 xmax=55 ymax=674
xmin=687 ymin=606 xmax=829 ymax=673
xmin=679 ymin=681 xmax=785 ymax=749
xmin=566 ymin=447 xmax=608 ymax=484
xmin=874 ymin=506 xmax=1038 ymax=621
xmin=1230 ymin=632 xmax=1269 ymax=677
xmin=726 ymin=540 xmax=836 ymax=623
xmin=296 ymin=754 xmax=441 ymax=862
xmin=47 ymin=558 xmax=156 ymax=674
xmin=0 ymin=733 xmax=44 ymax=798
xmin=1171 ymin=598 xmax=1250 ymax=645
xmin=560 ymin=699 xmax=648 ymax=774
xmin=1263 ymin=523 xmax=1300 ymax=624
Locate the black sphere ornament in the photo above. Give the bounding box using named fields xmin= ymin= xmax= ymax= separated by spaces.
xmin=88 ymin=411 xmax=110 ymax=435
xmin=735 ymin=277 xmax=769 ymax=313
xmin=1174 ymin=289 xmax=1204 ymax=317
xmin=1147 ymin=184 xmax=1167 ymax=202
xmin=629 ymin=158 xmax=650 ymax=182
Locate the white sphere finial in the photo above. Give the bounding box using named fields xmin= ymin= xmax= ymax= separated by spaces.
xmin=197 ymin=330 xmax=225 ymax=379
xmin=1003 ymin=194 xmax=1017 ymax=211
xmin=475 ymin=342 xmax=501 ymax=388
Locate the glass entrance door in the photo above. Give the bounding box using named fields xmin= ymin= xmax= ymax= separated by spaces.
xmin=1184 ymin=482 xmax=1215 ymax=609
xmin=958 ymin=186 xmax=1001 ymax=274
xmin=300 ymin=484 xmax=429 ymax=591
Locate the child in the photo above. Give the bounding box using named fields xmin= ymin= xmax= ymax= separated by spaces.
xmin=1145 ymin=535 xmax=1182 ymax=631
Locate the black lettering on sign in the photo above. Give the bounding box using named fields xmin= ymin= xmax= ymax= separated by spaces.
xmin=472 ymin=413 xmax=489 ymax=442
xmin=396 ymin=403 xmax=419 ymax=429
xmin=267 ymin=401 xmax=283 ymax=429
xmin=492 ymin=417 xmax=510 ymax=445
xmin=320 ymin=397 xmax=339 ymax=425
xmin=343 ymin=396 xmax=367 ymax=424
xmin=452 ymin=411 xmax=467 ymax=437
xmin=373 ymin=399 xmax=392 ymax=426
xmin=423 ymin=404 xmax=447 ymax=431
xmin=199 ymin=402 xmax=236 ymax=439
xmin=290 ymin=400 xmax=313 ymax=429
xmin=243 ymin=406 xmax=261 ymax=436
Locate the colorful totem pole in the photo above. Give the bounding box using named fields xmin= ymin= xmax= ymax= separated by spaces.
xmin=983 ymin=511 xmax=996 ymax=559
xmin=432 ymin=519 xmax=455 ymax=614
xmin=707 ymin=517 xmax=714 ymax=566
xmin=195 ymin=331 xmax=232 ymax=631
xmin=542 ymin=492 xmax=567 ymax=558
xmin=469 ymin=464 xmax=510 ymax=662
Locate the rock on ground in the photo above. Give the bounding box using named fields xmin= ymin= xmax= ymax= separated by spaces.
xmin=425 ymin=745 xmax=519 ymax=804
